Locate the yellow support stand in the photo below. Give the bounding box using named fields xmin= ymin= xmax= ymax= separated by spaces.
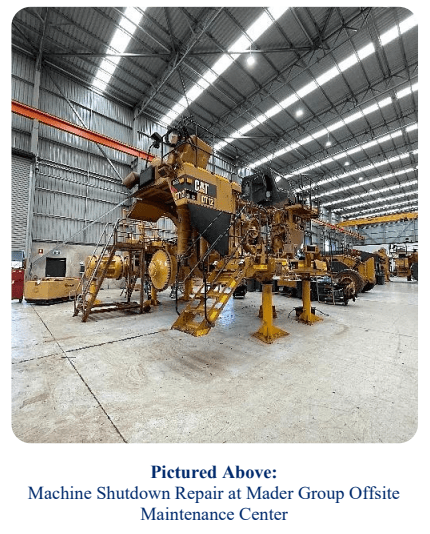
xmin=253 ymin=282 xmax=289 ymax=344
xmin=150 ymin=286 xmax=160 ymax=306
xmin=297 ymin=279 xmax=322 ymax=324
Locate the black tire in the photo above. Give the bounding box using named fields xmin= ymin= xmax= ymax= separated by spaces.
xmin=334 ymin=269 xmax=365 ymax=295
xmin=411 ymin=263 xmax=418 ymax=281
xmin=362 ymin=282 xmax=375 ymax=292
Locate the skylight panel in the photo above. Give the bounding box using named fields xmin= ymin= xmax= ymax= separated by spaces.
xmin=344 ymin=111 xmax=363 ymax=124
xmin=187 ymin=85 xmax=204 ymax=101
xmin=212 ymin=55 xmax=235 ymax=76
xmin=247 ymin=12 xmax=272 ymax=41
xmin=282 ymin=124 xmax=417 ymax=179
xmin=229 ymin=35 xmax=251 ymax=54
xmin=316 ymin=67 xmax=338 ymax=86
xmin=312 ymin=128 xmax=329 ymax=140
xmin=300 ymin=135 xmax=314 ymax=145
xmin=92 ymin=7 xmax=144 ymax=93
xmin=279 ymin=94 xmax=299 ymax=108
xmin=380 ymin=27 xmax=398 ymax=46
xmin=345 ymin=146 xmax=362 ymax=156
xmin=399 ymin=15 xmax=418 ymax=34
xmin=338 ymin=54 xmax=359 ymax=72
xmin=300 ymin=150 xmax=415 ymax=191
xmin=357 ymin=42 xmax=376 ymax=60
xmin=344 ymin=201 xmax=418 ymax=220
xmin=268 ymin=5 xmax=286 ymax=20
xmin=341 ymin=197 xmax=418 ymax=217
xmin=344 ymin=200 xmax=418 ymax=218
xmin=161 ymin=8 xmax=288 ymax=127
xmin=321 ymin=180 xmax=418 ymax=207
xmin=314 ymin=167 xmax=415 ymax=199
xmin=217 ymin=16 xmax=416 ymax=151
xmin=248 ymin=86 xmax=416 ymax=171
xmin=266 ymin=103 xmax=284 ymax=118
xmin=297 ymin=81 xmax=318 ymax=98
xmin=110 ymin=29 xmax=131 ymax=53
xmin=380 ymin=14 xmax=417 ymax=45
xmin=327 ymin=120 xmax=345 ymax=133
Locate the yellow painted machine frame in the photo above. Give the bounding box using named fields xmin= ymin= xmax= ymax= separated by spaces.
xmin=77 ymin=129 xmax=330 ymax=343
xmin=323 ymin=251 xmax=376 ymax=291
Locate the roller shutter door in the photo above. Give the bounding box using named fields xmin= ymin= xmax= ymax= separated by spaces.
xmin=11 ymin=155 xmax=32 ymax=254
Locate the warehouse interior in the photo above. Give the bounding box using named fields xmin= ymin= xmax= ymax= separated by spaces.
xmin=11 ymin=6 xmax=418 ymax=443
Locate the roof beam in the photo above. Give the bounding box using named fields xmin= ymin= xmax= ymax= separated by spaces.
xmin=134 ymin=7 xmax=224 ymax=120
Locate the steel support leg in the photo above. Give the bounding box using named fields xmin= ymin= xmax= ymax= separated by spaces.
xmin=253 ymin=282 xmax=288 ymax=343
xmin=298 ymin=279 xmax=322 ymax=324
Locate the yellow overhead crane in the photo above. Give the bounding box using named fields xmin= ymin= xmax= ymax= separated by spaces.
xmin=337 ymin=211 xmax=418 ymax=228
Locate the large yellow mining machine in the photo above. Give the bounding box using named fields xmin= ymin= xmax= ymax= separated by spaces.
xmin=75 ymin=120 xmax=334 ymax=342
xmin=391 ymin=246 xmax=418 ymax=280
xmin=323 ymin=250 xmax=376 ymax=293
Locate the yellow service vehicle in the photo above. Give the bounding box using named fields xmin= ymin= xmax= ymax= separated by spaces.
xmin=24 ymin=277 xmax=80 ymax=304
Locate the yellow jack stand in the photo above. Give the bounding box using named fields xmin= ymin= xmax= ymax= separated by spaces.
xmin=258 ymin=304 xmax=277 ymax=318
xmin=179 ymin=277 xmax=193 ymax=302
xmin=297 ymin=279 xmax=322 ymax=324
xmin=253 ymin=283 xmax=289 ymax=344
xmin=150 ymin=286 xmax=160 ymax=306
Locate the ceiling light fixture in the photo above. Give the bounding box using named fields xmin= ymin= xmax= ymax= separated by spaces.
xmin=215 ymin=15 xmax=417 ymax=152
xmin=281 ymin=124 xmax=415 ymax=180
xmin=161 ymin=7 xmax=288 ymax=127
xmin=321 ymin=180 xmax=418 ymax=207
xmin=247 ymin=49 xmax=256 ymax=66
xmin=249 ymin=84 xmax=417 ymax=170
xmin=294 ymin=149 xmax=417 ymax=191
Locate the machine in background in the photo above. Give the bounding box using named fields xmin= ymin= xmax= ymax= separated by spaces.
xmin=390 ymin=245 xmax=418 ymax=281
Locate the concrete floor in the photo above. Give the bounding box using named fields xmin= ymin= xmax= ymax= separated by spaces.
xmin=11 ymin=278 xmax=418 ymax=443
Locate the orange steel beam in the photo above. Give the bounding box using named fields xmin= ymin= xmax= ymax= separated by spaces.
xmin=12 ymin=100 xmax=154 ymax=162
xmin=338 ymin=211 xmax=418 ymax=227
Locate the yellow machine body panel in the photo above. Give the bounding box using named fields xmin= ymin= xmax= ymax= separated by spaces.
xmin=357 ymin=257 xmax=376 ymax=286
xmin=85 ymin=254 xmax=128 ymax=279
xmin=25 ymin=277 xmax=80 ymax=302
xmin=172 ymin=162 xmax=240 ymax=214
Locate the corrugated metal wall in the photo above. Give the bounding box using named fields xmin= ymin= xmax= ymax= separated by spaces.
xmin=12 ymin=51 xmax=137 ymax=246
xmin=11 ymin=50 xmax=236 ymax=248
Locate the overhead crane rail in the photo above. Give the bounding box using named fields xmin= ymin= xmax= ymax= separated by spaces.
xmin=337 ymin=212 xmax=418 ymax=228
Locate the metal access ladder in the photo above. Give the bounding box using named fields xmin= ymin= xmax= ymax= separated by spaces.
xmin=73 ymin=222 xmax=117 ymax=321
xmin=73 ymin=219 xmax=147 ymax=321
xmin=171 ymin=255 xmax=251 ymax=336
